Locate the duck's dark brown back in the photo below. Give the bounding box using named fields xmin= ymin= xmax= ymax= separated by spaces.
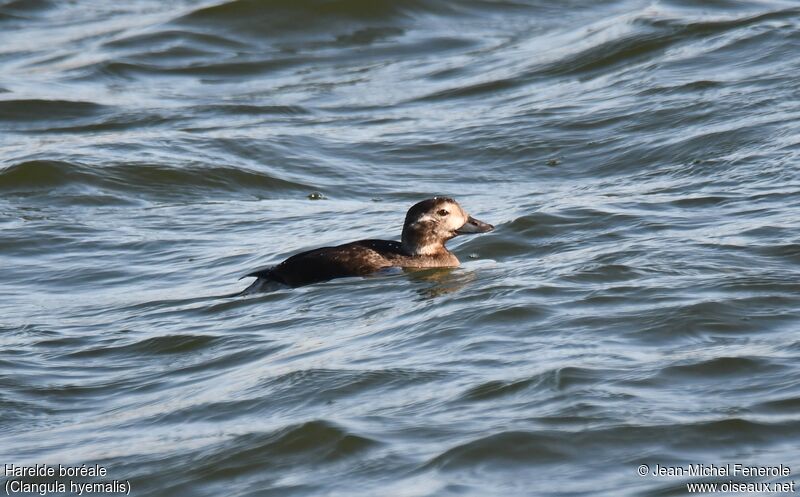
xmin=249 ymin=239 xmax=405 ymax=287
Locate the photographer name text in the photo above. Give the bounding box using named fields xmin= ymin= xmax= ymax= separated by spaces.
xmin=651 ymin=463 xmax=790 ymax=478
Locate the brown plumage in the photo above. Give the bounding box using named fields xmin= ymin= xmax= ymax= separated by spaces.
xmin=242 ymin=197 xmax=493 ymax=292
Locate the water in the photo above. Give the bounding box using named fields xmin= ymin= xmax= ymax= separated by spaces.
xmin=2 ymin=0 xmax=800 ymax=495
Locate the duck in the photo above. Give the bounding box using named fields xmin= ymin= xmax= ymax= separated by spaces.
xmin=241 ymin=197 xmax=493 ymax=292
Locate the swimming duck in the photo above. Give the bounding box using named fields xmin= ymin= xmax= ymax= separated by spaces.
xmin=241 ymin=197 xmax=493 ymax=292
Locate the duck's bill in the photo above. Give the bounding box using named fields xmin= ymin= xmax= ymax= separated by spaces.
xmin=455 ymin=215 xmax=494 ymax=235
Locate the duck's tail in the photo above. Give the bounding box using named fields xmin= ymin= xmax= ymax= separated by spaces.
xmin=237 ymin=267 xmax=290 ymax=296
xmin=238 ymin=278 xmax=279 ymax=296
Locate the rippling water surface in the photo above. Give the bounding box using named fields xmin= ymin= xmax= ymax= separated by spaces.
xmin=2 ymin=0 xmax=800 ymax=495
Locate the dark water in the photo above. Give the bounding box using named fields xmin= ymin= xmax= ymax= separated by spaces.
xmin=2 ymin=0 xmax=800 ymax=495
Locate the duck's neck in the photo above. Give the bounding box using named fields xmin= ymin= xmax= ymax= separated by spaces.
xmin=401 ymin=227 xmax=451 ymax=256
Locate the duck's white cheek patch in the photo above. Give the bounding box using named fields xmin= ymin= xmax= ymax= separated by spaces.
xmin=446 ymin=214 xmax=467 ymax=231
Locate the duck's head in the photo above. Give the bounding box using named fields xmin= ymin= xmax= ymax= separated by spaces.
xmin=401 ymin=197 xmax=494 ymax=256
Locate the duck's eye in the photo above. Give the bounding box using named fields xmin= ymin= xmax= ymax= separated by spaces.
xmin=437 ymin=209 xmax=449 ymax=217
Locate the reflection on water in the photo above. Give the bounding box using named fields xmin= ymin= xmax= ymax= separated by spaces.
xmin=403 ymin=266 xmax=475 ymax=300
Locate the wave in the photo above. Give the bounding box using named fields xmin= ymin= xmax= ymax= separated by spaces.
xmin=0 ymin=160 xmax=316 ymax=198
xmin=168 ymin=419 xmax=377 ymax=463
xmin=659 ymin=356 xmax=785 ymax=379
xmin=66 ymin=334 xmax=223 ymax=358
xmin=91 ymin=58 xmax=303 ymax=78
xmin=97 ymin=419 xmax=379 ymax=494
xmin=430 ymin=418 xmax=800 ymax=470
xmin=176 ymin=0 xmax=456 ymax=27
xmin=414 ymin=5 xmax=800 ymax=104
xmin=0 ymin=99 xmax=106 ymax=122
xmin=0 ymin=0 xmax=56 ymax=22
